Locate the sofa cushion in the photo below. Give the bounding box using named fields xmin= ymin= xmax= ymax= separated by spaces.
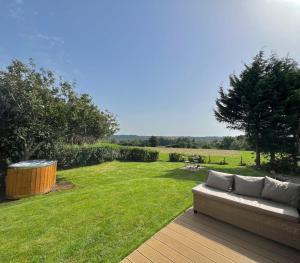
xmin=192 ymin=183 xmax=299 ymax=223
xmin=262 ymin=176 xmax=300 ymax=208
xmin=234 ymin=175 xmax=264 ymax=198
xmin=205 ymin=170 xmax=234 ymax=192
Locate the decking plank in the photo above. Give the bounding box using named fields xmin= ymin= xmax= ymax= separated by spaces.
xmin=127 ymin=250 xmax=151 ymax=263
xmin=177 ymin=210 xmax=299 ymax=263
xmin=137 ymin=243 xmax=172 ymax=263
xmin=181 ymin=209 xmax=300 ymax=262
xmin=160 ymin=227 xmax=235 ymax=263
xmin=120 ymin=258 xmax=132 ymax=263
xmin=154 ymin=231 xmax=214 ymax=263
xmin=122 ymin=208 xmax=300 ymax=263
xmin=147 ymin=238 xmax=192 ymax=263
xmin=168 ymin=222 xmax=256 ymax=263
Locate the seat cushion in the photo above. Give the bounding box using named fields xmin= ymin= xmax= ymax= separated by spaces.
xmin=193 ymin=184 xmax=299 ymax=223
xmin=205 ymin=170 xmax=234 ymax=192
xmin=262 ymin=176 xmax=300 ymax=208
xmin=234 ymin=175 xmax=264 ymax=198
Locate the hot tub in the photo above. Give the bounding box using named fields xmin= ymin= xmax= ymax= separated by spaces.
xmin=5 ymin=160 xmax=57 ymax=199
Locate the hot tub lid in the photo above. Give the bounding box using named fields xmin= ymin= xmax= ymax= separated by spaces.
xmin=9 ymin=160 xmax=56 ymax=169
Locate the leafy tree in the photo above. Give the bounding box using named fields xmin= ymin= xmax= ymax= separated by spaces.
xmin=0 ymin=59 xmax=118 ymax=163
xmin=219 ymin=136 xmax=235 ymax=149
xmin=149 ymin=136 xmax=159 ymax=147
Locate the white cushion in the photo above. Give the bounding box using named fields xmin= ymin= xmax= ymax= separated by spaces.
xmin=193 ymin=184 xmax=299 ymax=223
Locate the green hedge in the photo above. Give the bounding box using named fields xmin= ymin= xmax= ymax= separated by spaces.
xmin=36 ymin=144 xmax=159 ymax=169
xmin=169 ymin=153 xmax=185 ymax=162
xmin=119 ymin=147 xmax=159 ymax=162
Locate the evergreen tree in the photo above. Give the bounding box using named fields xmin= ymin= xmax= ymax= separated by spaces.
xmin=215 ymin=51 xmax=300 ymax=169
xmin=215 ymin=51 xmax=267 ymax=167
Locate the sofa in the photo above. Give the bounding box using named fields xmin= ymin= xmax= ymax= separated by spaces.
xmin=192 ymin=170 xmax=300 ymax=250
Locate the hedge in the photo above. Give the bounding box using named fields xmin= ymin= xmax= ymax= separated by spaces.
xmin=36 ymin=144 xmax=159 ymax=169
xmin=169 ymin=153 xmax=185 ymax=162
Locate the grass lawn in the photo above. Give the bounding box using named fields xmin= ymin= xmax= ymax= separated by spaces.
xmin=0 ymin=160 xmax=267 ymax=262
xmin=148 ymin=146 xmax=257 ymax=164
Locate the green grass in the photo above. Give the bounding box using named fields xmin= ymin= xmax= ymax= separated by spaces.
xmin=0 ymin=160 xmax=267 ymax=262
xmin=148 ymin=146 xmax=260 ymax=165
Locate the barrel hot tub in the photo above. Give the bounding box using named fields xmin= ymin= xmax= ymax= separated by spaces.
xmin=6 ymin=160 xmax=57 ymax=199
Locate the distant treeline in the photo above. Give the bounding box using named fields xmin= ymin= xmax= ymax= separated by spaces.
xmin=110 ymin=135 xmax=251 ymax=151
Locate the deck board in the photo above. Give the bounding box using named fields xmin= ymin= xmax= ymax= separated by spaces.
xmin=122 ymin=208 xmax=300 ymax=263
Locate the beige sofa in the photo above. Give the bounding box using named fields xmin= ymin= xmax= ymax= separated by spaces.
xmin=193 ymin=183 xmax=300 ymax=250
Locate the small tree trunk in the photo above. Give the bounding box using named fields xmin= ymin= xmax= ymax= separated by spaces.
xmin=270 ymin=152 xmax=275 ymax=166
xmin=255 ymin=143 xmax=261 ymax=168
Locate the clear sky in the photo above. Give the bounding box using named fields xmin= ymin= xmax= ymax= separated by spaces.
xmin=1 ymin=0 xmax=300 ymax=136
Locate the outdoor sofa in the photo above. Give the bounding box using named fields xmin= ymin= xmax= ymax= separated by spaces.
xmin=192 ymin=170 xmax=300 ymax=250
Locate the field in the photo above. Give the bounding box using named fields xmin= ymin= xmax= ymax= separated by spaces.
xmin=148 ymin=146 xmax=256 ymax=164
xmin=0 ymin=156 xmax=267 ymax=262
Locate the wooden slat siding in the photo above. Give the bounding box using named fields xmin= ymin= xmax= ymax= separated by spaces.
xmin=30 ymin=168 xmax=37 ymax=194
xmin=147 ymin=238 xmax=192 ymax=263
xmin=5 ymin=170 xmax=12 ymax=195
xmin=127 ymin=250 xmax=151 ymax=262
xmin=5 ymin=163 xmax=57 ymax=199
xmin=48 ymin=165 xmax=53 ymax=188
xmin=167 ymin=223 xmax=256 ymax=263
xmin=18 ymin=169 xmax=25 ymax=195
xmin=160 ymin=227 xmax=235 ymax=263
xmin=36 ymin=166 xmax=42 ymax=193
xmin=177 ymin=214 xmax=291 ymax=263
xmin=24 ymin=168 xmax=32 ymax=195
xmin=41 ymin=166 xmax=46 ymax=193
xmin=137 ymin=243 xmax=172 ymax=262
xmin=179 ymin=210 xmax=300 ymax=263
xmin=120 ymin=258 xmax=132 ymax=263
xmin=155 ymin=231 xmax=214 ymax=263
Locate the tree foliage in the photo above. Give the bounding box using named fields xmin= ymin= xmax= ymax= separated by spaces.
xmin=0 ymin=59 xmax=119 ymax=163
xmin=215 ymin=51 xmax=300 ymax=169
xmin=149 ymin=136 xmax=159 ymax=147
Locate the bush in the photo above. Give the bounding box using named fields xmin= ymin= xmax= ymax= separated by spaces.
xmin=119 ymin=147 xmax=159 ymax=162
xmin=36 ymin=144 xmax=159 ymax=169
xmin=169 ymin=153 xmax=185 ymax=162
xmin=39 ymin=144 xmax=120 ymax=169
xmin=219 ymin=157 xmax=228 ymax=165
xmin=187 ymin=155 xmax=205 ymax=163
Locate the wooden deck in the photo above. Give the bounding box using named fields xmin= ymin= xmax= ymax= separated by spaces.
xmin=121 ymin=208 xmax=300 ymax=263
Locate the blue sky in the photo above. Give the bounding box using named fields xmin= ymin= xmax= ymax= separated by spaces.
xmin=1 ymin=0 xmax=300 ymax=136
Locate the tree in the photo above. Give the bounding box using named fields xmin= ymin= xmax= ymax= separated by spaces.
xmin=0 ymin=59 xmax=118 ymax=163
xmin=215 ymin=51 xmax=267 ymax=167
xmin=215 ymin=51 xmax=300 ymax=169
xmin=260 ymin=56 xmax=300 ymax=167
xmin=149 ymin=136 xmax=159 ymax=147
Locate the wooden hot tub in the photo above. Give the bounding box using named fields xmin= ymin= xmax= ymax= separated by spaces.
xmin=6 ymin=160 xmax=57 ymax=199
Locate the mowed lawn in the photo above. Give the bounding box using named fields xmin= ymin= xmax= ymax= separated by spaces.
xmin=0 ymin=160 xmax=266 ymax=262
xmin=149 ymin=146 xmax=257 ymax=164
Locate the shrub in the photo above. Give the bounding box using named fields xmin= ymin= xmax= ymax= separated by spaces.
xmin=38 ymin=144 xmax=120 ymax=169
xmin=187 ymin=155 xmax=205 ymax=163
xmin=119 ymin=147 xmax=159 ymax=162
xmin=219 ymin=157 xmax=228 ymax=165
xmin=169 ymin=153 xmax=185 ymax=162
xmin=35 ymin=144 xmax=159 ymax=169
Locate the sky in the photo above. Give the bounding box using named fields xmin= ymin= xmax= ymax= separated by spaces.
xmin=1 ymin=0 xmax=300 ymax=136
